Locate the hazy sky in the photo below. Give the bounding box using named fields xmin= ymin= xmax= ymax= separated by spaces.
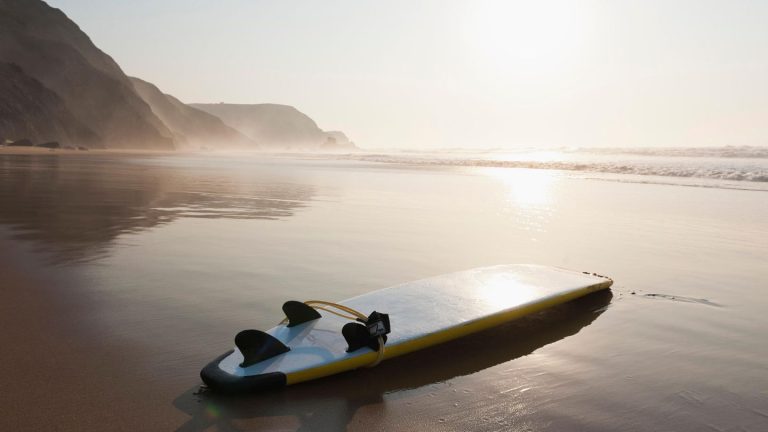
xmin=48 ymin=0 xmax=768 ymax=149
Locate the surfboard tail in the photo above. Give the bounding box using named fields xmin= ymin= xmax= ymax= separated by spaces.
xmin=200 ymin=350 xmax=287 ymax=394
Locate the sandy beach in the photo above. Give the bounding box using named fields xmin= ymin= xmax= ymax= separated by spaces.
xmin=0 ymin=146 xmax=185 ymax=156
xmin=4 ymin=0 xmax=767 ymax=429
xmin=1 ymin=151 xmax=767 ymax=431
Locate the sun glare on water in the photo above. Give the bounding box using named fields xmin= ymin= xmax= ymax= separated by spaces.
xmin=492 ymin=168 xmax=556 ymax=208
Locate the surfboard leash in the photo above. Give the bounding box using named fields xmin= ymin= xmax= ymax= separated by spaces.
xmin=280 ymin=300 xmax=391 ymax=367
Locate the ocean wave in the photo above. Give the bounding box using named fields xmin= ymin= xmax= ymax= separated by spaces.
xmin=374 ymin=146 xmax=768 ymax=159
xmin=340 ymin=154 xmax=768 ymax=183
xmin=574 ymin=146 xmax=768 ymax=159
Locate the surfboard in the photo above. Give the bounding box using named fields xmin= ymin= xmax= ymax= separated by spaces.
xmin=200 ymin=264 xmax=613 ymax=393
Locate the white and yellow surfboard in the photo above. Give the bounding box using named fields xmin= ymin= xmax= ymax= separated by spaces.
xmin=200 ymin=264 xmax=612 ymax=393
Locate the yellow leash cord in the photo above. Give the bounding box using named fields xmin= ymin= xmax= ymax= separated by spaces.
xmin=280 ymin=300 xmax=386 ymax=367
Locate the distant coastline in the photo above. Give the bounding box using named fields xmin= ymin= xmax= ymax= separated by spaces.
xmin=0 ymin=0 xmax=354 ymax=152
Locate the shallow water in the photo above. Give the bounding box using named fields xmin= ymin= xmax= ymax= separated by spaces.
xmin=1 ymin=152 xmax=766 ymax=431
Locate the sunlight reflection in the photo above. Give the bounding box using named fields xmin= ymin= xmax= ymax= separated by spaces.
xmin=475 ymin=274 xmax=539 ymax=309
xmin=490 ymin=168 xmax=556 ymax=208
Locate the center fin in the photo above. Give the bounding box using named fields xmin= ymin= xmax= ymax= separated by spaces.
xmin=282 ymin=300 xmax=322 ymax=327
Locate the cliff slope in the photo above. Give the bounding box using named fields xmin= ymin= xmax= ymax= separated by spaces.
xmin=130 ymin=77 xmax=255 ymax=149
xmin=0 ymin=62 xmax=99 ymax=146
xmin=192 ymin=103 xmax=356 ymax=150
xmin=0 ymin=0 xmax=174 ymax=149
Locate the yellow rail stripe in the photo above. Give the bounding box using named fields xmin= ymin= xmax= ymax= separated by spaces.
xmin=285 ymin=281 xmax=611 ymax=385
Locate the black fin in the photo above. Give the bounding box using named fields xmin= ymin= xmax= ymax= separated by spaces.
xmin=235 ymin=329 xmax=290 ymax=367
xmin=343 ymin=322 xmax=387 ymax=352
xmin=282 ymin=300 xmax=322 ymax=327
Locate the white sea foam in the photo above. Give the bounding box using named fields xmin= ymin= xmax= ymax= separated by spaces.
xmin=573 ymin=146 xmax=768 ymax=159
xmin=331 ymin=147 xmax=768 ymax=186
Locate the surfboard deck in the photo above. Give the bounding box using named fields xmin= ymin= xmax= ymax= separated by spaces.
xmin=201 ymin=264 xmax=613 ymax=393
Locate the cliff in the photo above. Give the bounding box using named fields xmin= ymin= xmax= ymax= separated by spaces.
xmin=0 ymin=62 xmax=99 ymax=147
xmin=191 ymin=103 xmax=356 ymax=151
xmin=0 ymin=0 xmax=354 ymax=151
xmin=322 ymin=130 xmax=356 ymax=150
xmin=129 ymin=77 xmax=256 ymax=149
xmin=0 ymin=0 xmax=174 ymax=149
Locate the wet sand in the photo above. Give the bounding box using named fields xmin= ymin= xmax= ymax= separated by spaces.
xmin=0 ymin=241 xmax=192 ymax=430
xmin=0 ymin=146 xmax=177 ymax=155
xmin=1 ymin=152 xmax=767 ymax=431
xmin=0 ymin=245 xmax=613 ymax=431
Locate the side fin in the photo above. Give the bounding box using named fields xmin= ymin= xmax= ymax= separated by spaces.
xmin=282 ymin=300 xmax=322 ymax=327
xmin=235 ymin=329 xmax=290 ymax=368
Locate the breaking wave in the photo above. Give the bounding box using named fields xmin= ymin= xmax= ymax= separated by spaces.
xmin=330 ymin=147 xmax=768 ymax=185
xmin=573 ymin=146 xmax=768 ymax=159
